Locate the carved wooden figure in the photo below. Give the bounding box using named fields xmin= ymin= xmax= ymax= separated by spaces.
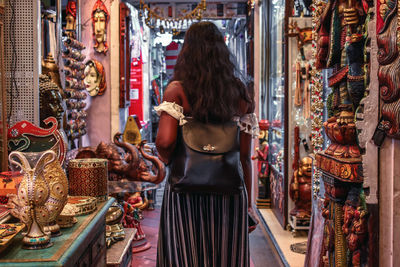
xmin=289 ymin=157 xmax=312 ymax=219
xmin=314 ymin=0 xmax=371 ymax=266
xmin=377 ymin=0 xmax=400 ymax=139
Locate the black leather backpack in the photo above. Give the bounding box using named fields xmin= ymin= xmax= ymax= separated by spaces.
xmin=168 ymin=118 xmax=244 ymax=194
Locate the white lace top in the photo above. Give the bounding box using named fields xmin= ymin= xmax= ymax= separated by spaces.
xmin=154 ymin=101 xmax=260 ymax=138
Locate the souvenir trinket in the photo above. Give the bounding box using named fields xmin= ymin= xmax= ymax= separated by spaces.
xmin=67 ymin=196 xmax=97 ymax=216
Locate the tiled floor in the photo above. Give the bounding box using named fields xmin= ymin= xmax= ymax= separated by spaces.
xmin=259 ymin=209 xmax=308 ymax=267
xmin=132 ymin=207 xmax=281 ymax=266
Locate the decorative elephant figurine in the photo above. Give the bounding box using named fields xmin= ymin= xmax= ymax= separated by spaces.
xmin=74 ymin=133 xmax=165 ymax=184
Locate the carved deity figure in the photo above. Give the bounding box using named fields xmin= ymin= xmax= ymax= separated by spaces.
xmin=39 ymin=74 xmax=64 ymax=129
xmin=92 ymin=0 xmax=109 ymax=54
xmin=289 ymin=156 xmax=312 ymax=218
xmin=316 ymin=0 xmax=367 ymax=158
xmin=84 ymin=59 xmax=106 ymax=96
xmin=342 ymin=188 xmax=369 ymax=267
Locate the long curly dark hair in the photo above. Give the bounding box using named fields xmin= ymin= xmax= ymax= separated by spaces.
xmin=172 ymin=21 xmax=252 ymax=123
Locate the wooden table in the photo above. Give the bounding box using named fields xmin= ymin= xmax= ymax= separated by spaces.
xmin=0 ymin=198 xmax=114 ymax=266
xmin=106 ymin=228 xmax=135 ymax=267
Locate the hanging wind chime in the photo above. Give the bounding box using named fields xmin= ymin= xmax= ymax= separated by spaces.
xmin=139 ymin=0 xmax=207 ymax=36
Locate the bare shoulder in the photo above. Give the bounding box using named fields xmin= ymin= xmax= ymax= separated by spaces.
xmin=163 ymin=81 xmax=184 ymax=104
xmin=163 ymin=81 xmax=191 ymax=113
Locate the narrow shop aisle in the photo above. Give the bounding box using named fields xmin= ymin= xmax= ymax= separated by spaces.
xmin=132 ymin=208 xmax=282 ymax=266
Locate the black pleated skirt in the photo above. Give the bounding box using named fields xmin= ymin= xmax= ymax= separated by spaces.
xmin=157 ymin=183 xmax=249 ymax=267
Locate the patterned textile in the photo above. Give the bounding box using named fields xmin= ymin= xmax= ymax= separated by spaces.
xmin=157 ymin=183 xmax=249 ymax=267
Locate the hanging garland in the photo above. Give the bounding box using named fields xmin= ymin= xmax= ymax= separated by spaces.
xmin=310 ymin=0 xmax=326 ymax=199
xmin=139 ymin=0 xmax=207 ymax=35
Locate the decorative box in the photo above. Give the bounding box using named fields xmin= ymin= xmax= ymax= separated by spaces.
xmin=68 ymin=159 xmax=108 ymax=201
xmin=56 ymin=203 xmax=78 ymax=228
xmin=67 ymin=196 xmax=97 ymax=216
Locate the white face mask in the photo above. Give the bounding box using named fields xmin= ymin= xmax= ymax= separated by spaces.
xmin=84 ymin=65 xmax=100 ymax=96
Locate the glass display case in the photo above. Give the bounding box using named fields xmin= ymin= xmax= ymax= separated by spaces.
xmin=266 ymin=0 xmax=287 ymax=228
xmin=268 ymin=0 xmax=285 ymax=174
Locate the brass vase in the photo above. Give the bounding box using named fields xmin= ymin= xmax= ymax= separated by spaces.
xmin=8 ymin=150 xmax=68 ymax=249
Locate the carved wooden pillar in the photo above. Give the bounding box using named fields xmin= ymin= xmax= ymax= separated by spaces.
xmin=376 ymin=1 xmax=400 ymax=265
xmin=314 ymin=0 xmax=370 ymax=266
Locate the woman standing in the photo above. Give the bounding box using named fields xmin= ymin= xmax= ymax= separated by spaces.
xmin=155 ymin=21 xmax=259 ymax=267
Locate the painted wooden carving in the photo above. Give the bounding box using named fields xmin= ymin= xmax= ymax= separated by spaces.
xmin=377 ymin=0 xmax=400 ymax=139
xmin=289 ymin=156 xmax=312 ymax=219
xmin=314 ymin=0 xmax=371 ymax=266
xmin=7 ymin=117 xmax=67 ymax=166
xmin=92 ymin=0 xmax=109 ymax=54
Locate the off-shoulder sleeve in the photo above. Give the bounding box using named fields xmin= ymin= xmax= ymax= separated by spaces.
xmin=154 ymin=101 xmax=187 ymax=126
xmin=233 ymin=113 xmax=259 ymax=138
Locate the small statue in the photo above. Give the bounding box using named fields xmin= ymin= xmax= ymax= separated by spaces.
xmin=127 ymin=192 xmax=148 ymax=210
xmin=121 ymin=200 xmax=145 ymax=241
xmin=92 ymin=0 xmax=109 ymax=54
xmin=289 ymin=156 xmax=312 ymax=219
xmin=251 ymin=120 xmax=270 ymax=203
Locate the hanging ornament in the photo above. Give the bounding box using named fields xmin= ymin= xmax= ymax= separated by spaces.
xmin=310 ymin=0 xmax=326 ymax=199
xmin=139 ymin=0 xmax=207 ymax=33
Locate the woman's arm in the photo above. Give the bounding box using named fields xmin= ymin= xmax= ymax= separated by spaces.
xmin=240 ymin=131 xmax=253 ymax=209
xmin=155 ymin=84 xmax=181 ymax=164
